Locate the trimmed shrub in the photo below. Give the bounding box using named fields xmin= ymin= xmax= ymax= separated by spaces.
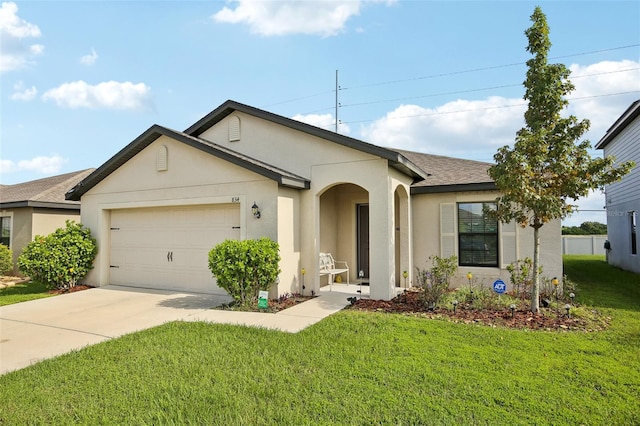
xmin=0 ymin=244 xmax=13 ymax=275
xmin=18 ymin=221 xmax=97 ymax=290
xmin=208 ymin=238 xmax=281 ymax=306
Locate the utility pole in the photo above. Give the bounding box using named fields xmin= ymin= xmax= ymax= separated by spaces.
xmin=335 ymin=69 xmax=339 ymax=133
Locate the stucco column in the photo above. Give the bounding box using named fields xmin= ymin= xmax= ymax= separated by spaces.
xmin=298 ymin=190 xmax=319 ymax=297
xmin=369 ymin=178 xmax=396 ymax=300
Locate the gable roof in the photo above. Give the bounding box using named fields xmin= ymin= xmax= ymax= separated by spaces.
xmin=1 ymin=169 xmax=95 ymax=209
xmin=67 ymin=100 xmax=429 ymax=201
xmin=184 ymin=100 xmax=427 ymax=181
xmin=393 ymin=149 xmax=496 ymax=194
xmin=66 ymin=125 xmax=311 ymax=201
xmin=595 ymin=99 xmax=640 ymax=149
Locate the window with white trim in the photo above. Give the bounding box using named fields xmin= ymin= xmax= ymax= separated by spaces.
xmin=458 ymin=202 xmax=498 ymax=267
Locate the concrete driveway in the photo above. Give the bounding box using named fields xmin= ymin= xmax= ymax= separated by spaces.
xmin=0 ymin=285 xmax=351 ymax=375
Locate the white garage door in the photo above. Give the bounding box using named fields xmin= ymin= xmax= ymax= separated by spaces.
xmin=109 ymin=204 xmax=240 ymax=294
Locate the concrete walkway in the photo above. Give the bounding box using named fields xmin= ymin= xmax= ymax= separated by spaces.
xmin=0 ymin=285 xmax=353 ymax=375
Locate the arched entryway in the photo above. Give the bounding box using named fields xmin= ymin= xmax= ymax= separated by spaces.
xmin=319 ymin=183 xmax=369 ymax=287
xmin=394 ymin=184 xmax=411 ymax=288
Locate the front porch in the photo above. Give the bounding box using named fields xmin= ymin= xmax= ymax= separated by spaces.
xmin=304 ymin=172 xmax=413 ymax=300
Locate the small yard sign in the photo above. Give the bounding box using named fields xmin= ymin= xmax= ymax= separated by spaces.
xmin=493 ymin=279 xmax=507 ymax=294
xmin=258 ymin=290 xmax=269 ymax=309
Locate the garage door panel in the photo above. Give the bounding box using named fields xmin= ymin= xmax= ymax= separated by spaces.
xmin=109 ymin=204 xmax=240 ymax=294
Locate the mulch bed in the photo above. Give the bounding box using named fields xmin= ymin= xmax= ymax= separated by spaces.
xmin=347 ymin=289 xmax=607 ymax=332
xmin=48 ymin=285 xmax=94 ymax=295
xmin=217 ymin=294 xmax=316 ymax=313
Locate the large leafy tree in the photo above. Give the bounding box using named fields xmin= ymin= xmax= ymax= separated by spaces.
xmin=488 ymin=6 xmax=634 ymax=313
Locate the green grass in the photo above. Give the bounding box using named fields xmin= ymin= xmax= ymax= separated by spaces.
xmin=1 ymin=256 xmax=639 ymax=425
xmin=0 ymin=280 xmax=53 ymax=306
xmin=563 ymin=255 xmax=640 ymax=311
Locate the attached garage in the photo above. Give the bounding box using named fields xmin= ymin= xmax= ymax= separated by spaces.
xmin=109 ymin=204 xmax=240 ymax=294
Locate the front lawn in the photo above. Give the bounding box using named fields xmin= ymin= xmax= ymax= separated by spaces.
xmin=0 ymin=256 xmax=638 ymax=425
xmin=0 ymin=280 xmax=53 ymax=306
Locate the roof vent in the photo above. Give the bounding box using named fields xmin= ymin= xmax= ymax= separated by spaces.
xmin=156 ymin=145 xmax=168 ymax=171
xmin=229 ymin=116 xmax=240 ymax=142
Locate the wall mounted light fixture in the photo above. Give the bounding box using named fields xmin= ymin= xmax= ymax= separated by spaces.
xmin=252 ymin=202 xmax=261 ymax=219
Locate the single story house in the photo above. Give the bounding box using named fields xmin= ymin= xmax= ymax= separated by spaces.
xmin=66 ymin=100 xmax=561 ymax=300
xmin=595 ymin=99 xmax=640 ymax=273
xmin=0 ymin=169 xmax=95 ymax=273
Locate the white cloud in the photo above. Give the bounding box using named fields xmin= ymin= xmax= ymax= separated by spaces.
xmin=42 ymin=80 xmax=153 ymax=110
xmin=0 ymin=2 xmax=40 ymax=37
xmin=0 ymin=155 xmax=67 ymax=175
xmin=360 ymin=59 xmax=640 ymax=162
xmin=213 ymin=0 xmax=394 ymax=37
xmin=0 ymin=2 xmax=44 ymax=72
xmin=0 ymin=159 xmax=16 ymax=174
xmin=10 ymin=80 xmax=37 ymax=101
xmin=358 ymin=59 xmax=638 ymax=226
xmin=362 ymin=97 xmax=526 ymax=160
xmin=291 ymin=112 xmax=351 ymax=134
xmin=568 ymin=60 xmax=640 ymax=144
xmin=80 ymin=48 xmax=98 ymax=66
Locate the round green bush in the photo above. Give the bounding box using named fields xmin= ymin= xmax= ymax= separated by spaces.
xmin=18 ymin=221 xmax=97 ymax=290
xmin=208 ymin=238 xmax=281 ymax=306
xmin=0 ymin=244 xmax=13 ymax=275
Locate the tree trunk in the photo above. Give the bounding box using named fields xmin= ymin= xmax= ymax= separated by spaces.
xmin=530 ymin=225 xmax=541 ymax=313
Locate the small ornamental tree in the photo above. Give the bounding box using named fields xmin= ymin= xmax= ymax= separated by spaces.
xmin=208 ymin=238 xmax=281 ymax=306
xmin=488 ymin=7 xmax=634 ymax=313
xmin=18 ymin=221 xmax=97 ymax=290
xmin=0 ymin=244 xmax=13 ymax=275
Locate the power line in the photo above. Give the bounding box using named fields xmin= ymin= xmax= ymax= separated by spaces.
xmin=264 ymin=44 xmax=640 ymax=114
xmin=340 ymin=44 xmax=639 ymax=91
xmin=297 ymin=67 xmax=639 ymax=116
xmin=341 ymin=91 xmax=640 ymax=125
xmin=337 ymin=68 xmax=639 ymax=110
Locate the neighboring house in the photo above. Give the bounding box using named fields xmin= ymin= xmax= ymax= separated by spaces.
xmin=0 ymin=169 xmax=95 ymax=273
xmin=66 ymin=100 xmax=561 ymax=300
xmin=595 ymin=99 xmax=640 ymax=274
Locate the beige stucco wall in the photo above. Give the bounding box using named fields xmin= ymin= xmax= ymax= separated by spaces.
xmin=411 ymin=190 xmax=562 ymax=289
xmin=80 ymin=136 xmax=280 ymax=288
xmin=1 ymin=207 xmax=79 ymax=274
xmin=1 ymin=209 xmax=29 ymax=272
xmin=198 ymin=113 xmax=416 ymax=299
xmin=198 ymin=112 xmax=378 ymax=180
xmin=32 ymin=209 xmax=81 ymax=238
xmin=277 ymin=188 xmax=301 ymax=296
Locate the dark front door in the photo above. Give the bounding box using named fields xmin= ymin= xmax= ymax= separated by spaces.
xmin=357 ymin=204 xmax=370 ymax=279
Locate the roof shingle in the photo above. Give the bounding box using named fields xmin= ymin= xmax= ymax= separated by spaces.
xmin=392 ymin=149 xmax=496 ymax=193
xmin=0 ymin=169 xmax=95 ymax=208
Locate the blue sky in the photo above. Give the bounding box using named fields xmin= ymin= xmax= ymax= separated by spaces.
xmin=1 ymin=0 xmax=639 ymax=226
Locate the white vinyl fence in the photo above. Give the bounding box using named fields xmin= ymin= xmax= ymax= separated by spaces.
xmin=562 ymin=235 xmax=608 ymax=255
